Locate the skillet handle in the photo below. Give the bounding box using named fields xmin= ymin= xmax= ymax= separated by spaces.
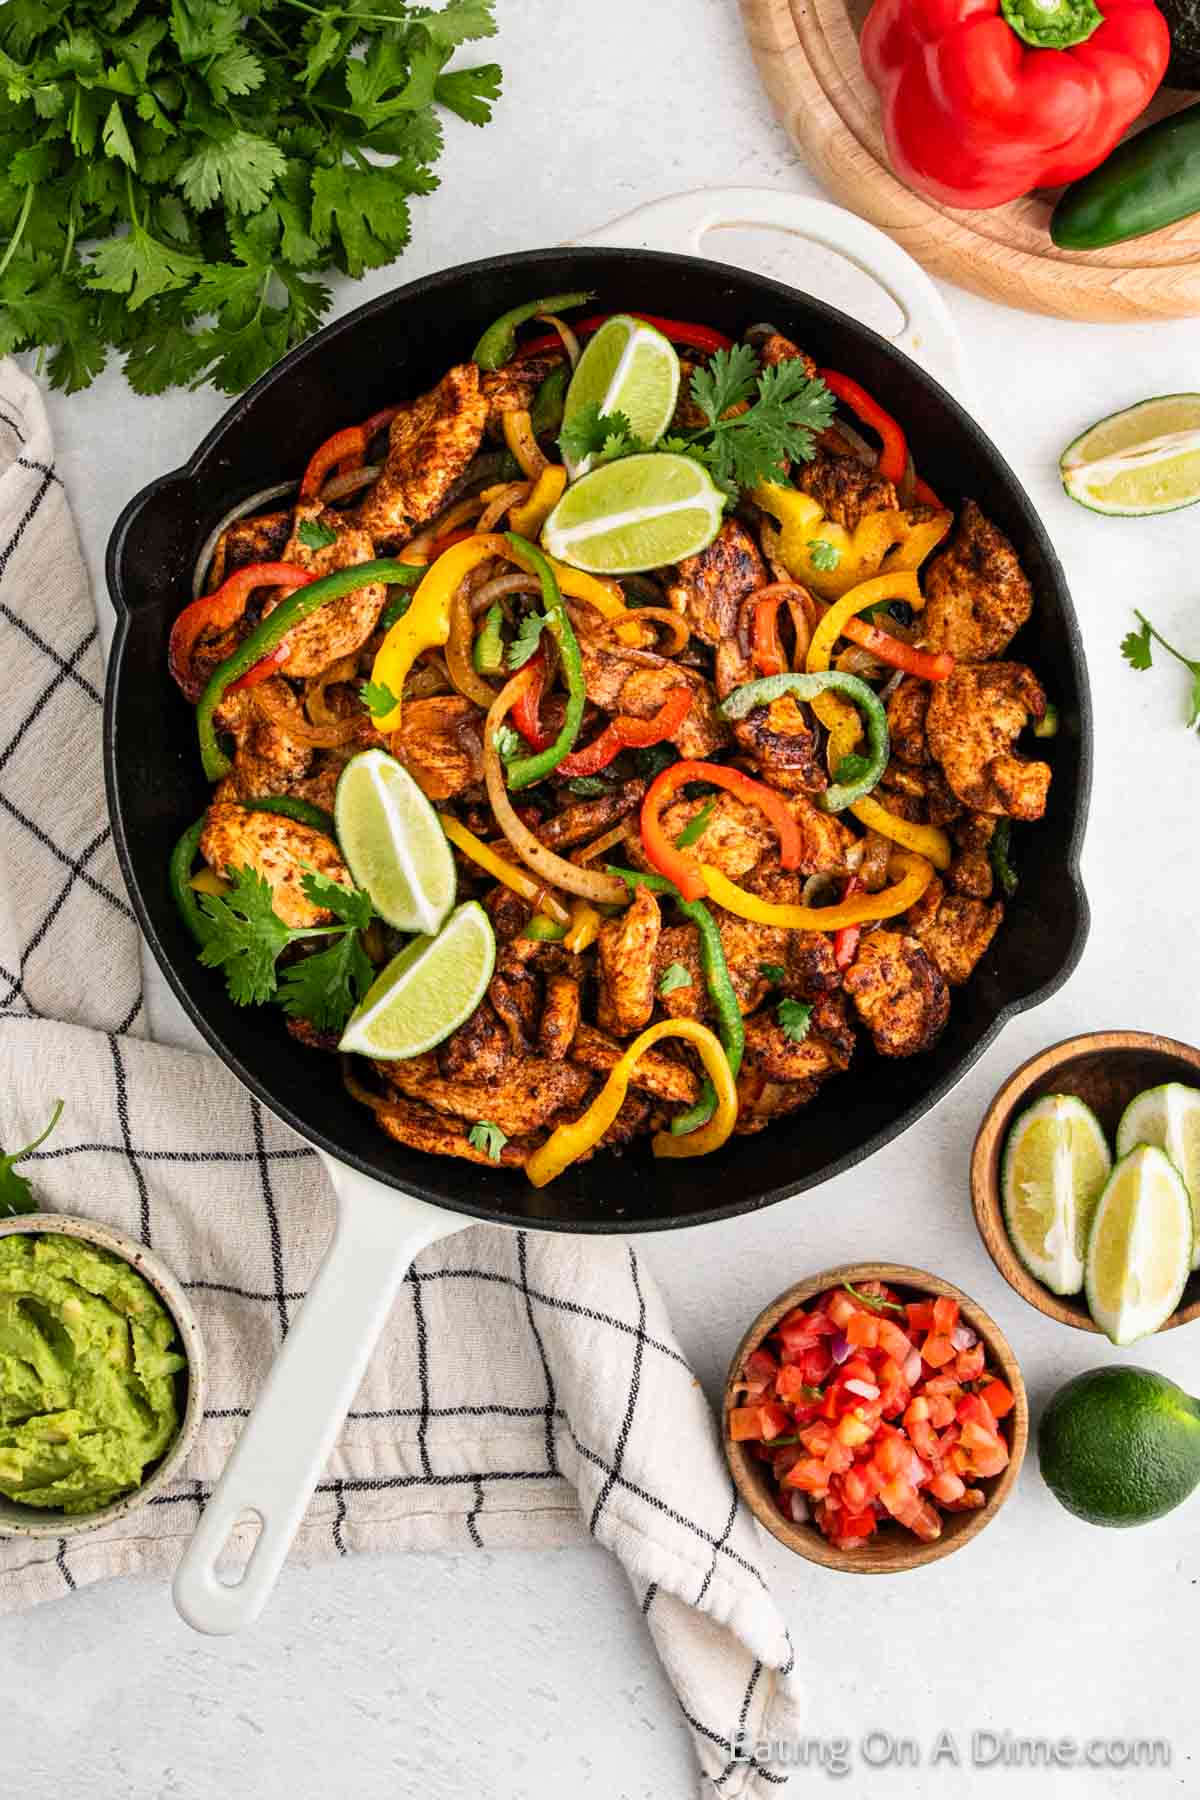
xmin=572 ymin=186 xmax=967 ymax=402
xmin=172 ymin=1156 xmax=463 ymax=1635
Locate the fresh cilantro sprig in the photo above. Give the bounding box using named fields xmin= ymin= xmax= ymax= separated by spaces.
xmin=658 ymin=962 xmax=693 ymax=997
xmin=842 ymin=1281 xmax=906 ymax=1317
xmin=468 ymin=1120 xmax=507 ymax=1162
xmin=662 ymin=346 xmax=835 ymax=496
xmin=508 ymin=611 xmax=548 ymax=670
xmin=808 ymin=538 xmax=841 ymax=572
xmin=196 ymin=865 xmax=373 ymax=1030
xmin=777 ymin=998 xmax=813 ymax=1043
xmin=360 ymin=679 xmax=400 ymax=719
xmin=1122 ymin=610 xmax=1200 ymax=730
xmin=0 ymin=0 xmax=503 ymax=395
xmin=558 ymin=402 xmax=645 ymax=468
xmin=0 ymin=1100 xmax=64 ymax=1218
xmin=673 ymin=799 xmax=716 ymax=849
xmin=298 ymin=517 xmax=338 ymax=552
xmin=758 ymin=962 xmax=787 ymax=987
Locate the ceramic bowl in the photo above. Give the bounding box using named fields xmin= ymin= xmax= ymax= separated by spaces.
xmin=723 ymin=1262 xmax=1027 ymax=1573
xmin=0 ymin=1213 xmax=205 ymax=1538
xmin=971 ymin=1030 xmax=1200 ymax=1335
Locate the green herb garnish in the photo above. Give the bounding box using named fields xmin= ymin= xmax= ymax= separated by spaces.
xmin=660 ymin=347 xmax=835 ymax=496
xmin=758 ymin=962 xmax=787 ymax=986
xmin=776 ymin=997 xmax=813 ymax=1043
xmin=196 ymin=866 xmax=372 ymax=1030
xmin=508 ymin=610 xmax=548 ymax=670
xmin=674 ymin=799 xmax=716 ymax=849
xmin=468 ymin=1120 xmax=507 ymax=1163
xmin=842 ymin=1281 xmax=906 ymax=1317
xmin=558 ymin=402 xmax=645 ymax=467
xmin=0 ymin=1101 xmax=65 ymax=1218
xmin=360 ymin=679 xmax=400 ymax=719
xmin=807 ymin=538 xmax=841 ymax=571
xmin=298 ymin=517 xmax=338 ymax=552
xmin=658 ymin=962 xmax=693 ymax=997
xmin=1122 ymin=610 xmax=1200 ymax=729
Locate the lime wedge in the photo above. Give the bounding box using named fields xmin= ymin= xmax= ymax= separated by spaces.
xmin=334 ymin=749 xmax=455 ymax=936
xmin=542 ymin=452 xmax=724 ymax=574
xmin=1002 ymin=1094 xmax=1112 ymax=1295
xmin=561 ymin=314 xmax=679 ymax=478
xmin=1061 ymin=395 xmax=1200 ymax=517
xmin=1116 ymin=1082 xmax=1200 ymax=1268
xmin=339 ymin=901 xmax=495 ymax=1060
xmin=1085 ymin=1145 xmax=1193 ymax=1346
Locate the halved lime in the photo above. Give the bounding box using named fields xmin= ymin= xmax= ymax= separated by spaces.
xmin=1116 ymin=1083 xmax=1200 ymax=1268
xmin=1061 ymin=395 xmax=1200 ymax=517
xmin=335 ymin=749 xmax=455 ymax=936
xmin=541 ymin=452 xmax=724 ymax=574
xmin=561 ymin=315 xmax=679 ymax=478
xmin=338 ymin=901 xmax=495 ymax=1059
xmin=1002 ymin=1094 xmax=1112 ymax=1295
xmin=1085 ymin=1145 xmax=1193 ymax=1346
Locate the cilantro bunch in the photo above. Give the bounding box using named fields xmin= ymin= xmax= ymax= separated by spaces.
xmin=0 ymin=0 xmax=502 ymax=395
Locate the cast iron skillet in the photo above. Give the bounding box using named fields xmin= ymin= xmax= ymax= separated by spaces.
xmin=104 ymin=246 xmax=1092 ymax=1234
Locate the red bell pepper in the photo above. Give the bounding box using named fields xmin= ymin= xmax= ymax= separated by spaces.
xmin=513 ymin=313 xmax=733 ymax=361
xmin=511 ymin=647 xmax=550 ymax=749
xmin=300 ymin=426 xmax=367 ymax=500
xmin=556 ymin=686 xmax=692 ymax=777
xmin=168 ymin=563 xmax=311 ymax=701
xmin=833 ymin=878 xmax=863 ymax=970
xmin=861 ymin=0 xmax=1170 ymax=210
xmin=818 ymin=370 xmax=908 ymax=485
xmin=841 ymin=615 xmax=955 ymax=680
xmin=750 ymin=583 xmax=811 ymax=678
xmin=640 ymin=760 xmax=801 ymax=902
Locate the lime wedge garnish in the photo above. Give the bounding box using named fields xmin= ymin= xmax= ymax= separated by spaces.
xmin=1002 ymin=1094 xmax=1112 ymax=1295
xmin=334 ymin=749 xmax=455 ymax=936
xmin=338 ymin=901 xmax=495 ymax=1060
xmin=1085 ymin=1145 xmax=1193 ymax=1346
xmin=1061 ymin=395 xmax=1200 ymax=517
xmin=541 ymin=451 xmax=724 ymax=574
xmin=1116 ymin=1082 xmax=1200 ymax=1268
xmin=561 ymin=314 xmax=680 ymax=478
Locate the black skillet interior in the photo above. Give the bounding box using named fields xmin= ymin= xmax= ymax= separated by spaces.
xmin=104 ymin=247 xmax=1092 ymax=1232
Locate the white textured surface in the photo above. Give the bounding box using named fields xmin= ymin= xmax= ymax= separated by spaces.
xmin=8 ymin=0 xmax=1200 ymax=1792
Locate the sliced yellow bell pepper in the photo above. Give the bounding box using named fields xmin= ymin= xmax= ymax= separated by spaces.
xmin=437 ymin=812 xmax=570 ymax=927
xmin=533 ymin=552 xmax=642 ymax=647
xmin=755 ymin=482 xmax=951 ymax=600
xmin=525 ymin=1018 xmax=738 ymax=1187
xmin=510 ymin=465 xmax=567 ymax=540
xmin=824 ymin=700 xmax=952 ymax=871
xmin=370 ymin=535 xmax=511 ymax=733
xmin=502 ymin=409 xmax=549 ymax=481
xmin=699 ymin=852 xmax=934 ymax=931
xmin=563 ymin=897 xmax=604 ymax=953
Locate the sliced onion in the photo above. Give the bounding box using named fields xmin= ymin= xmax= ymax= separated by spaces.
xmin=483 ymin=672 xmax=629 ymax=906
xmin=445 ymin=581 xmax=501 ymax=710
xmin=829 ymin=1331 xmax=851 ymax=1366
xmin=305 ymin=654 xmax=358 ymax=727
xmin=573 ymin=820 xmax=634 ymax=865
xmin=536 ymin=312 xmax=581 ymax=370
xmin=470 ymin=571 xmax=541 ymax=616
xmin=788 ymin=1491 xmax=811 ymax=1524
xmin=844 ymin=1378 xmax=879 ymax=1401
xmin=319 ymin=463 xmax=381 ymax=505
xmin=830 ymin=418 xmax=879 ymax=469
xmin=879 ymin=667 xmax=907 ymax=704
xmin=902 ymin=1347 xmax=922 ymax=1386
xmin=252 ymin=679 xmax=357 ymax=747
xmin=951 ymin=1323 xmax=978 ymax=1352
xmin=478 ymin=481 xmax=532 ymax=533
xmin=619 ymin=574 xmax=667 ymax=608
xmin=192 ymin=481 xmax=297 ymax=599
xmin=801 ymin=872 xmax=841 ymax=908
xmin=399 ymin=494 xmax=488 ymax=563
xmin=897 ymin=455 xmax=917 ymax=510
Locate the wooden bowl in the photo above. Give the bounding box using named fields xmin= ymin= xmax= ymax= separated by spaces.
xmin=723 ymin=1263 xmax=1027 ymax=1573
xmin=972 ymin=1031 xmax=1200 ymax=1336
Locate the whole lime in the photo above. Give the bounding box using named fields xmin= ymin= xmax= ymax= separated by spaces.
xmin=1038 ymin=1366 xmax=1200 ymax=1527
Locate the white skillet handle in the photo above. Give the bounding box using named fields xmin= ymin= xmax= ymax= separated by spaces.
xmin=572 ymin=186 xmax=968 ymax=404
xmin=172 ymin=1156 xmax=463 ymax=1635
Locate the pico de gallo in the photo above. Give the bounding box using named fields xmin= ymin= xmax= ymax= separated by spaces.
xmin=729 ymin=1278 xmax=1016 ymax=1551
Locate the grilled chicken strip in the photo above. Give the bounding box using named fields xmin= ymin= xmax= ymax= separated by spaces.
xmin=374 ymin=1093 xmax=534 ymax=1167
xmin=479 ymin=352 xmax=562 ymax=434
xmin=378 ymin=1048 xmax=591 ymax=1139
xmin=211 ymin=686 xmax=313 ymax=801
xmin=906 ymin=876 xmax=1003 ymax=987
xmin=658 ymin=791 xmax=775 ymax=882
xmin=742 ymin=992 xmax=854 ymax=1084
xmin=537 ymin=779 xmax=645 ymax=851
xmin=921 ymin=501 xmax=1033 ymax=662
xmin=794 ymin=452 xmax=898 ymax=534
xmin=578 ymin=641 xmax=730 ymax=758
xmin=391 ymin=695 xmax=484 ymax=802
xmin=596 ymin=883 xmax=660 ymax=1036
xmin=357 ymin=363 xmax=487 ymax=544
xmin=199 ymin=803 xmax=350 ymax=928
xmin=926 ymin=662 xmax=1051 ymax=820
xmin=843 ymin=929 xmax=949 ymax=1057
xmin=263 ymin=501 xmax=386 ymax=677
xmin=538 ymin=973 xmax=582 ymax=1062
xmin=886 ymin=676 xmax=931 ymax=767
xmin=571 ymin=1023 xmax=701 ymax=1105
xmin=666 ymin=519 xmax=767 ymax=649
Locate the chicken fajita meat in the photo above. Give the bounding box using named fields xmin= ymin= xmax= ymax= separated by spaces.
xmin=167 ymin=303 xmax=1055 ymax=1184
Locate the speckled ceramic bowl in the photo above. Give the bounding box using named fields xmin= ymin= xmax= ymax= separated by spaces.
xmin=0 ymin=1213 xmax=205 ymax=1538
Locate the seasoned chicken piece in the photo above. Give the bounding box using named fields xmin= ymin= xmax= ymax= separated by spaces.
xmin=357 ymin=363 xmax=487 ymax=544
xmin=213 ymin=509 xmax=291 ymax=584
xmin=438 ymin=1000 xmax=511 ymax=1082
xmin=593 ymin=1089 xmax=655 ymax=1153
xmin=921 ymin=502 xmax=1032 ymax=662
xmin=735 ymin=1070 xmax=820 ymax=1134
xmin=946 ymin=810 xmax=995 ymax=898
xmin=653 ymin=926 xmax=708 ymax=1020
xmin=212 ymin=685 xmax=313 ymax=801
xmin=390 ymin=695 xmax=484 ymax=802
xmin=794 ymin=452 xmax=898 ymax=533
xmin=538 ymin=973 xmax=581 ymax=1062
xmin=479 ymin=351 xmax=562 ymax=432
xmin=783 ymin=794 xmax=858 ymax=875
xmin=596 ymin=884 xmax=661 ymax=1036
xmin=577 ymin=642 xmax=730 ymax=758
xmin=712 ymin=909 xmax=792 ymax=1016
xmin=571 ymin=1023 xmax=701 ymax=1105
xmin=729 ymin=692 xmax=827 ymax=794
xmin=483 ymin=884 xmax=534 ymax=943
xmin=756 ymin=331 xmax=819 ymax=379
xmin=742 ymin=992 xmax=854 ymax=1085
xmin=262 ymin=502 xmax=387 ymax=678
xmin=374 ymin=1093 xmax=534 ymax=1167
xmin=906 ymin=876 xmax=1003 ymax=987
xmin=199 ymin=803 xmax=350 ymax=928
xmin=284 ymin=1015 xmax=340 ymax=1053
xmin=658 ymin=791 xmax=774 ymax=882
xmin=843 ymin=929 xmax=949 ymax=1057
xmin=288 ymin=758 xmax=344 ymax=816
xmin=926 ymin=662 xmax=1051 ymax=820
xmin=489 ymin=950 xmax=541 ymax=1051
xmin=538 ymin=779 xmax=645 ymax=851
xmin=378 ymin=1048 xmax=591 ymax=1139
xmin=665 ymin=519 xmax=766 ymax=648
xmin=887 ymin=677 xmax=931 ymax=766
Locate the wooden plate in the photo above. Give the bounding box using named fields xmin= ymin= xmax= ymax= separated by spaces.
xmin=740 ymin=0 xmax=1200 ymax=321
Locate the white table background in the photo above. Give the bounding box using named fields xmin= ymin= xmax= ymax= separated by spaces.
xmin=7 ymin=2 xmax=1200 ymax=1794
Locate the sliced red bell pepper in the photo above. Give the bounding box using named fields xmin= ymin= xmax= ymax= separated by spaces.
xmin=912 ymin=475 xmax=945 ymax=510
xmin=300 ymin=425 xmax=368 ymax=500
xmin=640 ymin=759 xmax=802 ymax=902
xmin=168 ymin=562 xmax=311 ymax=702
xmin=749 ymin=583 xmax=809 ymax=678
xmin=556 ymin=686 xmax=692 ymax=777
xmin=513 ymin=312 xmax=734 ymax=361
xmin=817 ymin=369 xmax=908 ymax=485
xmin=840 ymin=615 xmax=954 ymax=680
xmin=833 ymin=876 xmax=862 ymax=970
xmin=510 ymin=646 xmax=551 ymax=750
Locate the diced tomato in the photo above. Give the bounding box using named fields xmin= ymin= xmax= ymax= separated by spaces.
xmin=776 ymin=1308 xmax=823 ymax=1357
xmin=873 ymin=1434 xmax=909 ymax=1480
xmin=923 ymin=1374 xmax=963 ymax=1397
xmin=836 ymin=1410 xmax=876 ymax=1449
xmin=841 ymin=1355 xmax=876 ymax=1387
xmin=772 ymin=1444 xmax=802 ymax=1481
xmin=846 ymin=1312 xmax=879 ymax=1349
xmin=840 ymin=1466 xmax=874 ymax=1512
xmin=906 ymin=1499 xmax=943 ymax=1542
xmin=932 ymin=1296 xmax=960 ymax=1335
xmin=922 ymin=1332 xmax=956 ymax=1368
xmin=800 ymin=1422 xmax=833 ymax=1457
xmin=979 ymin=1379 xmax=1016 ymax=1420
xmin=879 ymin=1476 xmax=919 ymax=1520
xmin=784 ymin=1457 xmax=831 ymax=1495
xmin=824 ymin=1438 xmax=855 ymax=1477
xmin=729 ymin=1406 xmax=763 ymax=1442
xmin=776 ymin=1362 xmax=814 ymax=1406
xmin=877 ymin=1318 xmax=915 ymax=1361
xmin=929 ymin=1470 xmax=967 ymax=1504
xmin=954 ymin=1344 xmax=986 ymax=1381
xmin=801 ymin=1343 xmax=833 ymax=1385
xmin=827 ymin=1290 xmax=858 ymax=1329
xmin=926 ymin=1392 xmax=957 ymax=1428
xmin=906 ymin=1300 xmax=935 ymax=1332
xmin=835 ymin=1509 xmax=877 ymax=1543
xmin=956 ymin=1393 xmax=995 ymax=1430
xmin=742 ymin=1347 xmax=779 ymax=1396
xmin=875 ymin=1356 xmax=909 ymax=1418
xmin=758 ymin=1401 xmax=793 ymax=1441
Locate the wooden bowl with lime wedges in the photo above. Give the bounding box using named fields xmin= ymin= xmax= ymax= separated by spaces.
xmin=972 ymin=1030 xmax=1200 ymax=1339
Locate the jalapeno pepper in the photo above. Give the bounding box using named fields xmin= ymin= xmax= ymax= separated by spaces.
xmin=169 ymin=562 xmax=311 ymax=701
xmin=640 ymin=760 xmax=802 ymax=901
xmin=501 ymin=534 xmax=587 ymax=791
xmin=719 ymin=673 xmax=890 ymax=814
xmin=556 ymin=686 xmax=692 ymax=778
xmin=472 ymin=291 xmax=596 ymax=371
xmin=817 ymin=370 xmax=908 ymax=486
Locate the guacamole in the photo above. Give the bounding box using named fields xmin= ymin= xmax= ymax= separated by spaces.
xmin=0 ymin=1233 xmax=186 ymax=1514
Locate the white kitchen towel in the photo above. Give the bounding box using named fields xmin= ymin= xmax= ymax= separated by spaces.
xmin=0 ymin=360 xmax=802 ymax=1794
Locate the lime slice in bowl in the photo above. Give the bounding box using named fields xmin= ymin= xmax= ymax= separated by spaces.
xmin=1001 ymin=1094 xmax=1112 ymax=1295
xmin=1116 ymin=1082 xmax=1200 ymax=1267
xmin=335 ymin=749 xmax=455 ymax=936
xmin=339 ymin=901 xmax=495 ymax=1060
xmin=542 ymin=452 xmax=724 ymax=574
xmin=1085 ymin=1145 xmax=1193 ymax=1346
xmin=1061 ymin=395 xmax=1200 ymax=517
xmin=561 ymin=314 xmax=680 ymax=477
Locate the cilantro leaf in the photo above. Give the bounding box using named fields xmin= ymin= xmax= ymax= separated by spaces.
xmin=493 ymin=724 xmax=522 ymax=761
xmin=565 ymin=775 xmax=610 ymax=798
xmin=101 ymin=101 xmax=137 ymax=170
xmin=658 ymin=962 xmax=692 ymax=997
xmin=416 ymin=1 xmax=500 ymax=49
xmin=777 ymin=998 xmax=813 ymax=1043
xmin=360 ymin=679 xmax=400 ymax=719
xmin=205 ymin=46 xmax=266 ymax=104
xmin=177 ymin=130 xmax=286 ymax=215
xmin=842 ymin=1280 xmax=906 ymax=1317
xmin=808 ymin=538 xmax=841 ymax=572
xmin=299 ymin=873 xmax=374 ymax=931
xmin=559 ymin=401 xmax=637 ymax=467
xmin=86 ymin=228 xmax=201 ymax=310
xmin=299 ymin=516 xmax=339 ymax=552
xmin=1120 ymin=610 xmax=1200 ymax=731
xmin=691 ymin=343 xmax=759 ymax=426
xmin=277 ymin=930 xmax=373 ymax=1034
xmin=196 ymin=865 xmax=296 ymax=1005
xmin=508 ymin=610 xmax=547 ymax=670
xmin=434 ymin=63 xmax=502 ymax=126
xmin=758 ymin=962 xmax=787 ymax=986
xmin=674 ymin=799 xmax=716 ymax=849
xmin=311 ymin=161 xmax=426 ymax=278
xmin=832 ymin=752 xmax=873 ymax=788
xmin=0 ymin=1099 xmax=64 ymax=1218
xmin=676 ymin=352 xmax=835 ymax=494
xmin=468 ymin=1119 xmax=507 ymax=1162
xmin=1121 ymin=618 xmax=1154 ymax=670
